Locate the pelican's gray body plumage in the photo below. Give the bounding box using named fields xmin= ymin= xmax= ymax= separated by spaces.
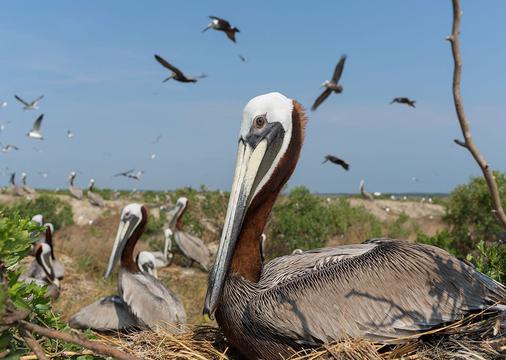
xmin=174 ymin=231 xmax=211 ymax=271
xmin=216 ymin=239 xmax=506 ymax=359
xmin=68 ymin=172 xmax=83 ymax=200
xmin=87 ymin=179 xmax=105 ymax=207
xmin=69 ymin=295 xmax=140 ymax=331
xmin=360 ymin=179 xmax=374 ymax=201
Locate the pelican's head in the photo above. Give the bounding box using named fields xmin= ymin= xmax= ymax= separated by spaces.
xmin=204 ymin=92 xmax=306 ymax=317
xmin=32 ymin=214 xmax=44 ymax=226
xmin=21 ymin=172 xmax=27 ymax=180
xmin=105 ymin=203 xmax=145 ymax=278
xmin=321 ymin=80 xmax=330 ymax=88
xmin=170 ymin=197 xmax=189 ymax=228
xmin=136 ymin=251 xmax=158 ymax=278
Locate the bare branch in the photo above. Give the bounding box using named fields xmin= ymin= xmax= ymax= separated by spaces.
xmin=18 ymin=321 xmax=140 ymax=360
xmin=19 ymin=326 xmax=48 ymax=360
xmin=453 ymin=139 xmax=467 ymax=148
xmin=448 ymin=0 xmax=506 ymax=229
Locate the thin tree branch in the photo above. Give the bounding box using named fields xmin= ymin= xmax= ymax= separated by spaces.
xmin=453 ymin=139 xmax=467 ymax=148
xmin=18 ymin=321 xmax=140 ymax=360
xmin=19 ymin=327 xmax=48 ymax=360
xmin=447 ymin=0 xmax=506 ymax=229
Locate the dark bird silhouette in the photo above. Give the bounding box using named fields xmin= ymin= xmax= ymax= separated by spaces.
xmin=154 ymin=55 xmax=206 ymax=83
xmin=202 ymin=16 xmax=240 ymax=43
xmin=390 ymin=97 xmax=416 ymax=108
xmin=114 ymin=169 xmax=144 ymax=181
xmin=311 ymin=55 xmax=347 ymax=111
xmin=238 ymin=55 xmax=247 ymax=62
xmin=322 ymin=154 xmax=349 ymax=171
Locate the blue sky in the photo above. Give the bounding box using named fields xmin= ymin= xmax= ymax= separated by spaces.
xmin=0 ymin=1 xmax=504 ymax=193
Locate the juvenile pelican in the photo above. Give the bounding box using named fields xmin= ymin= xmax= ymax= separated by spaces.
xmin=87 ymin=179 xmax=105 ymax=207
xmin=14 ymin=95 xmax=43 ymax=110
xmin=138 ymin=228 xmax=174 ymax=273
xmin=69 ymin=204 xmax=186 ymax=331
xmin=68 ymin=171 xmax=83 ymax=200
xmin=204 ymin=93 xmax=506 ymax=360
xmin=21 ymin=172 xmax=36 ymax=195
xmin=25 ymin=223 xmax=64 ymax=280
xmin=170 ymin=197 xmax=211 ymax=271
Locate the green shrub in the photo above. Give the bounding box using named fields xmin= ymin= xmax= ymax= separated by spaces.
xmin=417 ymin=229 xmax=462 ymax=257
xmin=267 ymin=187 xmax=381 ymax=258
xmin=466 ymin=240 xmax=505 ymax=283
xmin=444 ymin=172 xmax=506 ymax=253
xmin=0 ymin=195 xmax=74 ymax=230
xmin=385 ymin=212 xmax=411 ymax=239
xmin=0 ymin=214 xmax=99 ymax=359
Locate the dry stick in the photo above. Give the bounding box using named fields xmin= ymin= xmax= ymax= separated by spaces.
xmin=19 ymin=327 xmax=48 ymax=360
xmin=447 ymin=0 xmax=506 ymax=230
xmin=18 ymin=321 xmax=140 ymax=360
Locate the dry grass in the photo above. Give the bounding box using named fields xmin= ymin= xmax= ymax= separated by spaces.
xmin=97 ymin=311 xmax=505 ymax=360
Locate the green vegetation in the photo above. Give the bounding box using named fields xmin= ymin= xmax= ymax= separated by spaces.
xmin=267 ymin=187 xmax=381 ymax=258
xmin=0 ymin=213 xmax=98 ymax=359
xmin=0 ymin=194 xmax=73 ymax=230
xmin=444 ymin=171 xmax=506 ymax=253
xmin=417 ymin=172 xmax=506 ymax=283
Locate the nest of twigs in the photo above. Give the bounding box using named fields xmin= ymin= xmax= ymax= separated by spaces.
xmin=98 ymin=310 xmax=505 ymax=360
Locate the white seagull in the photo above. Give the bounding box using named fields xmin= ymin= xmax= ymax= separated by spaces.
xmin=14 ymin=95 xmax=44 ymax=110
xmin=67 ymin=130 xmax=74 ymax=139
xmin=0 ymin=101 xmax=7 ymax=108
xmin=27 ymin=114 xmax=44 ymax=140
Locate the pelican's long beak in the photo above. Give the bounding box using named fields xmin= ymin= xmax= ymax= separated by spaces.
xmin=204 ymin=135 xmax=276 ymax=317
xmin=104 ymin=216 xmax=138 ymax=278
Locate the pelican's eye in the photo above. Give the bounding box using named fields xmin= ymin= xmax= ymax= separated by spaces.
xmin=254 ymin=115 xmax=267 ymax=129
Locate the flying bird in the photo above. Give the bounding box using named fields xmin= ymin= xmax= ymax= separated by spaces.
xmin=27 ymin=114 xmax=44 ymax=140
xmin=238 ymin=55 xmax=247 ymax=62
xmin=390 ymin=97 xmax=416 ymax=108
xmin=1 ymin=143 xmax=19 ymax=153
xmin=322 ymin=154 xmax=349 ymax=171
xmin=203 ymin=92 xmax=506 ymax=360
xmin=154 ymin=55 xmax=206 ymax=83
xmin=150 ymin=153 xmax=156 ymax=160
xmin=114 ymin=169 xmax=144 ymax=180
xmin=202 ymin=16 xmax=240 ymax=42
xmin=14 ymin=95 xmax=44 ymax=110
xmin=311 ymin=55 xmax=347 ymax=111
xmin=67 ymin=130 xmax=74 ymax=139
xmin=151 ymin=134 xmax=162 ymax=144
xmin=0 ymin=101 xmax=7 ymax=108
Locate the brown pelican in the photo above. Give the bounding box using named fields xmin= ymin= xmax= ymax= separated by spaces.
xmin=68 ymin=171 xmax=83 ymax=200
xmin=27 ymin=114 xmax=44 ymax=140
xmin=70 ymin=204 xmax=186 ymax=331
xmin=311 ymin=55 xmax=346 ymax=111
xmin=25 ymin=223 xmax=64 ymax=281
xmin=21 ymin=172 xmax=36 ymax=195
xmin=322 ymin=154 xmax=349 ymax=171
xmin=114 ymin=169 xmax=144 ymax=180
xmin=87 ymin=179 xmax=105 ymax=207
xmin=203 ymin=92 xmax=506 ymax=360
xmin=14 ymin=94 xmax=43 ymax=110
xmin=9 ymin=172 xmax=24 ymax=196
xmin=390 ymin=97 xmax=416 ymax=108
xmin=154 ymin=54 xmax=206 ymax=83
xmin=359 ymin=179 xmax=374 ymax=201
xmin=20 ymin=243 xmax=60 ymax=300
xmin=202 ymin=16 xmax=240 ymax=43
xmin=170 ymin=197 xmax=211 ymax=271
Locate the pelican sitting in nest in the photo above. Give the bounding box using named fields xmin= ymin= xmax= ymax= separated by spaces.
xmin=69 ymin=203 xmax=186 ymax=332
xmin=25 ymin=222 xmax=64 ymax=281
xmin=203 ymin=92 xmax=506 ymax=360
xmin=136 ymin=228 xmax=174 ymax=278
xmin=169 ymin=197 xmax=211 ymax=271
xmin=87 ymin=179 xmax=105 ymax=207
xmin=20 ymin=243 xmax=60 ymax=300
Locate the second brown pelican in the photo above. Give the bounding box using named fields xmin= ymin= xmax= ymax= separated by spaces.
xmin=390 ymin=97 xmax=416 ymax=108
xmin=154 ymin=54 xmax=206 ymax=83
xmin=25 ymin=222 xmax=64 ymax=281
xmin=203 ymin=92 xmax=506 ymax=360
xmin=9 ymin=172 xmax=24 ymax=196
xmin=68 ymin=172 xmax=83 ymax=200
xmin=69 ymin=203 xmax=186 ymax=332
xmin=322 ymin=154 xmax=349 ymax=170
xmin=359 ymin=179 xmax=374 ymax=201
xmin=87 ymin=179 xmax=105 ymax=207
xmin=20 ymin=243 xmax=60 ymax=300
xmin=169 ymin=197 xmax=211 ymax=271
xmin=311 ymin=55 xmax=346 ymax=111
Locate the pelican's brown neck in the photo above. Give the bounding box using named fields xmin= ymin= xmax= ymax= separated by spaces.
xmin=230 ymin=101 xmax=306 ymax=282
xmin=121 ymin=206 xmax=148 ymax=273
xmin=175 ymin=202 xmax=188 ymax=231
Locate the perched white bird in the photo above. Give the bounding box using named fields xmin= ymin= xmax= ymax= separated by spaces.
xmin=14 ymin=95 xmax=44 ymax=110
xmin=27 ymin=114 xmax=44 ymax=140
